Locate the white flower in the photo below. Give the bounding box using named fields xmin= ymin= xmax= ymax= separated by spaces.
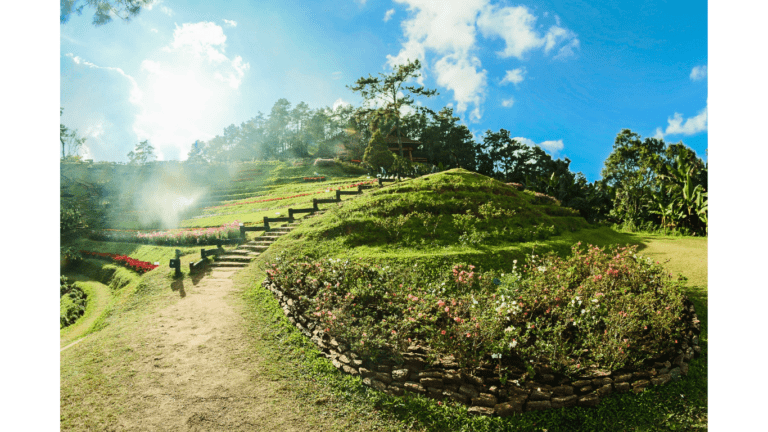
xmin=509 ymin=340 xmax=518 ymax=348
xmin=581 ymin=309 xmax=585 ymax=314
xmin=504 ymin=326 xmax=515 ymax=332
xmin=537 ymin=266 xmax=547 ymax=272
xmin=591 ymin=298 xmax=598 ymax=303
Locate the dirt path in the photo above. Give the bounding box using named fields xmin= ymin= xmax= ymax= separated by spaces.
xmin=110 ymin=268 xmax=324 ymax=431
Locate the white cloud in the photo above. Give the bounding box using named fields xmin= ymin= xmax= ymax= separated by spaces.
xmin=223 ymin=19 xmax=237 ymax=27
xmin=434 ymin=53 xmax=487 ymax=119
xmin=500 ymin=67 xmax=526 ymax=86
xmin=478 ymin=4 xmax=544 ymax=58
xmin=65 ymin=53 xmax=142 ymax=104
xmin=513 ymin=136 xmax=564 ymax=154
xmin=690 ymin=65 xmax=707 ymax=81
xmin=553 ymin=38 xmax=580 ymax=60
xmin=150 ymin=28 xmax=159 ymax=33
xmin=539 ymin=139 xmax=564 ymax=153
xmin=333 ymin=98 xmax=352 ymax=110
xmin=331 ymin=71 xmax=343 ymax=80
xmin=659 ymin=106 xmax=708 ymax=137
xmin=384 ymin=9 xmax=396 ymax=22
xmin=160 ymin=5 xmax=173 ymax=16
xmin=501 ymin=97 xmax=514 ymax=107
xmin=388 ymin=0 xmax=578 ymax=120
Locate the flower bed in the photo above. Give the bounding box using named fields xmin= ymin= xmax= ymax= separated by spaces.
xmin=303 ymin=176 xmax=326 ymax=182
xmin=80 ymin=250 xmax=159 ymax=274
xmin=264 ymin=244 xmax=701 ymax=413
xmin=91 ymin=221 xmax=241 ymax=246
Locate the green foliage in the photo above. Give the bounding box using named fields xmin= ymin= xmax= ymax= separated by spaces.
xmin=602 ymin=129 xmax=707 ymax=235
xmin=60 ymin=276 xmax=88 ymax=328
xmin=127 ymin=140 xmax=156 ymax=165
xmin=349 ymin=59 xmax=437 ymax=158
xmin=60 ymin=202 xmax=90 ymax=239
xmin=362 ymin=130 xmax=394 ymax=173
xmin=267 ymin=242 xmax=689 ymax=376
xmin=61 ymin=0 xmax=152 ymax=26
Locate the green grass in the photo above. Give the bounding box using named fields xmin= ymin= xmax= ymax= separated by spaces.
xmin=60 ymin=278 xmax=113 ymax=348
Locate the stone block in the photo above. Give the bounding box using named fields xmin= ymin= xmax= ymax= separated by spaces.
xmin=443 ymin=390 xmax=469 ymax=404
xmin=385 ymin=386 xmax=404 ymax=396
xmin=552 ymin=385 xmax=574 ymax=396
xmin=467 ymin=406 xmax=494 ymax=416
xmin=472 ymin=393 xmax=498 ymax=408
xmin=614 ymin=382 xmax=630 ymax=393
xmin=459 ymin=385 xmax=479 ymax=399
xmin=420 ymin=377 xmax=444 ymax=389
xmin=370 ymin=380 xmax=387 ymax=391
xmin=572 ymin=380 xmax=592 ymax=388
xmin=596 ymin=384 xmax=612 ymax=397
xmin=403 ymin=381 xmax=426 ymax=394
xmin=443 ymin=372 xmax=462 ymax=385
xmin=391 ymin=369 xmax=409 ymax=382
xmin=578 ymin=394 xmax=600 ymax=407
xmin=427 ymin=387 xmax=444 ymax=400
xmin=526 ymin=400 xmax=552 ymax=411
xmin=551 ymin=395 xmax=578 ymax=409
xmin=342 ymin=365 xmax=358 ymax=375
xmin=613 ymin=374 xmax=633 ymax=383
xmin=495 ymin=400 xmax=524 ymax=417
xmin=651 ymin=374 xmax=672 ymax=386
xmin=529 ymin=388 xmax=552 ymax=401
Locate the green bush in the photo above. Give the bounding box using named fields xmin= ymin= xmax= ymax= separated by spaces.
xmin=60 ymin=276 xmax=88 ymax=328
xmin=267 ymin=243 xmax=689 ymax=377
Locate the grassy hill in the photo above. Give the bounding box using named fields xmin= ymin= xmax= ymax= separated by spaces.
xmin=60 ymin=163 xmax=707 ymax=431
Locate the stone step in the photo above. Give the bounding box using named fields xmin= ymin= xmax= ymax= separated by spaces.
xmin=240 ymin=244 xmax=269 ymax=251
xmin=209 ymin=261 xmax=248 ymax=268
xmin=216 ymin=255 xmax=253 ymax=262
xmin=225 ymin=249 xmax=254 ymax=255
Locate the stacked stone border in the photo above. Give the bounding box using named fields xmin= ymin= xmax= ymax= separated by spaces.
xmin=263 ymin=278 xmax=702 ymax=416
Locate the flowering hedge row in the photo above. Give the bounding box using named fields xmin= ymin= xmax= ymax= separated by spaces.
xmin=204 ymin=180 xmax=376 ymax=210
xmin=80 ymin=250 xmax=158 ymax=274
xmin=91 ymin=221 xmax=241 ymax=246
xmin=266 ymin=243 xmax=689 ymax=377
xmin=303 ymin=176 xmax=326 ymax=181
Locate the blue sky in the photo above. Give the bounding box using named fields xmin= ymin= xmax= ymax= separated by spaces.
xmin=60 ymin=0 xmax=707 ymax=181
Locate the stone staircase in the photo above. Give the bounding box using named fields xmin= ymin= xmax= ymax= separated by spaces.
xmin=208 ymin=214 xmax=321 ymax=269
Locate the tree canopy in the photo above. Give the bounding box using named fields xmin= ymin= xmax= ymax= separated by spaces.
xmin=348 ymin=59 xmax=437 ymax=157
xmin=60 ymin=0 xmax=152 ymax=26
xmin=127 ymin=140 xmax=156 ymax=165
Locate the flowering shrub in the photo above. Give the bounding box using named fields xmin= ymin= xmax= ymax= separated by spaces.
xmin=267 ymin=243 xmax=690 ymax=377
xmin=80 ymin=250 xmax=159 ymax=274
xmin=91 ymin=221 xmax=241 ymax=246
xmin=303 ymin=176 xmax=326 ymax=181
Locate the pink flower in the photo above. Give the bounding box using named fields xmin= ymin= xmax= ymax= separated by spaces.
xmin=466 ymin=333 xmax=471 ymax=337
xmin=438 ymin=300 xmax=445 ymax=307
xmin=444 ymin=307 xmax=450 ymax=313
xmin=441 ymin=330 xmax=446 ymax=335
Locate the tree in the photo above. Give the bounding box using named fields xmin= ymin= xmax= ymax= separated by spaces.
xmin=60 ymin=108 xmax=86 ymax=160
xmin=349 ymin=59 xmax=437 ymax=157
xmin=127 ymin=140 xmax=156 ymax=165
xmin=61 ymin=0 xmax=153 ymax=26
xmin=363 ymin=130 xmax=394 ymax=173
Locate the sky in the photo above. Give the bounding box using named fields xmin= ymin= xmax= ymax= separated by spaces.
xmin=59 ymin=0 xmax=708 ymax=182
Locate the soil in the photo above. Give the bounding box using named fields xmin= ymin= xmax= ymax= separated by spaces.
xmin=67 ymin=268 xmax=339 ymax=431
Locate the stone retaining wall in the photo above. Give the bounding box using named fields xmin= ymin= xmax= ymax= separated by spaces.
xmin=263 ymin=278 xmax=702 ymax=416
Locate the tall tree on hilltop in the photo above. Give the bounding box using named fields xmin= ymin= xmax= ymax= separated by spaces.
xmin=127 ymin=140 xmax=156 ymax=165
xmin=349 ymin=59 xmax=437 ymax=157
xmin=61 ymin=0 xmax=152 ymax=26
